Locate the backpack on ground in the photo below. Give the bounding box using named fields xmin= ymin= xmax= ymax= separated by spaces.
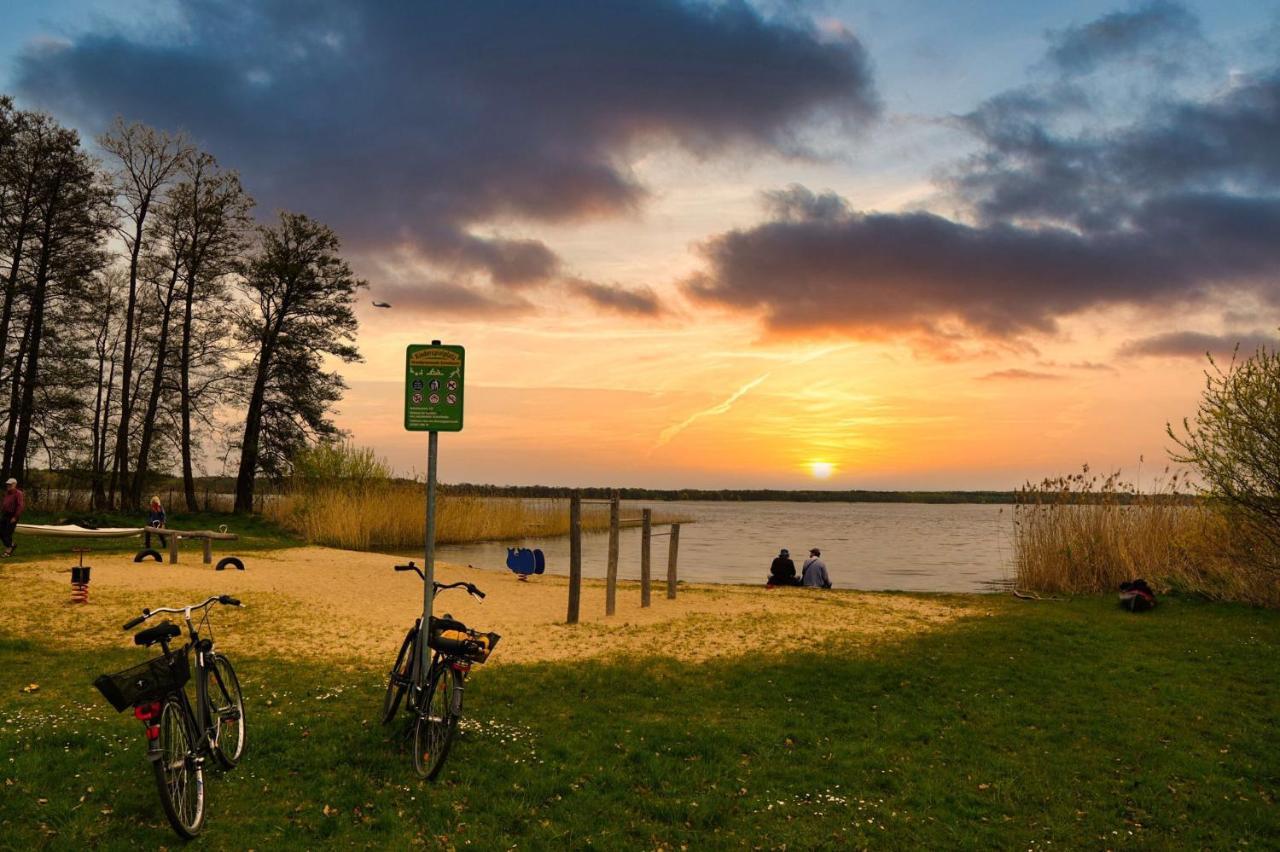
xmin=1118 ymin=579 xmax=1156 ymax=612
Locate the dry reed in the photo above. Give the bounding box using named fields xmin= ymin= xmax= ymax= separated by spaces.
xmin=1013 ymin=465 xmax=1278 ymax=606
xmin=265 ymin=479 xmax=683 ymax=551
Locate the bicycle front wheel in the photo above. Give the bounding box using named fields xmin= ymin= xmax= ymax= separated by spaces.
xmin=412 ymin=664 xmax=462 ymax=780
xmin=204 ymin=653 xmax=246 ymax=768
xmin=382 ymin=628 xmax=416 ymax=725
xmin=152 ymin=696 xmax=206 ymax=838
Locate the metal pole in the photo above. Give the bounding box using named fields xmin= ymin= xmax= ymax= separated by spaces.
xmin=641 ymin=508 xmax=652 ymax=607
xmin=667 ymin=523 xmax=680 ymax=599
xmin=606 ymin=490 xmax=619 ymax=616
xmin=568 ymin=491 xmax=582 ymax=623
xmin=419 ymin=332 xmax=441 ymax=681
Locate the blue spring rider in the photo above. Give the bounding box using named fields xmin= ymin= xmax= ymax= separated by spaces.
xmin=506 ymin=547 xmax=546 ymax=581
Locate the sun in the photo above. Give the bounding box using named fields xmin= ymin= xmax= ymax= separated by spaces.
xmin=808 ymin=461 xmax=835 ymax=479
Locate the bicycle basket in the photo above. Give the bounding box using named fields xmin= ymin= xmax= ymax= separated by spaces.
xmin=93 ymin=646 xmax=191 ymax=713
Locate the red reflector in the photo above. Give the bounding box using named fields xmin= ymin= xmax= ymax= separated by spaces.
xmin=451 ymin=662 xmax=470 ymax=673
xmin=145 ymin=725 xmax=160 ymax=740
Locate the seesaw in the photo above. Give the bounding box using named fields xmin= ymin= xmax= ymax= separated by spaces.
xmin=15 ymin=523 xmax=245 ymax=570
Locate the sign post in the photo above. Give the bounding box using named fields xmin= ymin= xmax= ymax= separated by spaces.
xmin=405 ymin=341 xmax=465 ymax=684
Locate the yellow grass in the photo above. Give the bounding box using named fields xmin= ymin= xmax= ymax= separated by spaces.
xmin=1013 ymin=466 xmax=1278 ymax=606
xmin=265 ymin=480 xmax=684 ymax=550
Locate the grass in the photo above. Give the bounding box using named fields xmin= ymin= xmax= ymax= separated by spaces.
xmin=6 ymin=509 xmax=301 ymax=563
xmin=1013 ymin=467 xmax=1279 ymax=606
xmin=265 ymin=481 xmax=687 ymax=550
xmin=2 ymin=595 xmax=1277 ymax=849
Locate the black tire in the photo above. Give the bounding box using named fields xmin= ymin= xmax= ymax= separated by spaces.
xmin=203 ymin=654 xmax=246 ymax=768
xmin=215 ymin=556 xmax=244 ymax=571
xmin=381 ymin=628 xmax=416 ymax=725
xmin=412 ymin=664 xmax=462 ymax=780
xmin=134 ymin=549 xmax=162 ymax=563
xmin=152 ymin=696 xmax=205 ymax=838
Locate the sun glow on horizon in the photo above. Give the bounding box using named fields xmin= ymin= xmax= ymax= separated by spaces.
xmin=809 ymin=461 xmax=835 ymax=479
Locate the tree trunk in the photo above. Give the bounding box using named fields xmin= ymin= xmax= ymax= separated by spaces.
xmin=11 ymin=188 xmax=57 ymax=484
xmin=2 ymin=313 xmax=30 ymax=474
xmin=130 ymin=265 xmax=180 ymax=507
xmin=108 ymin=206 xmax=148 ymax=508
xmin=234 ymin=346 xmax=273 ymax=513
xmin=179 ymin=280 xmax=198 ymax=511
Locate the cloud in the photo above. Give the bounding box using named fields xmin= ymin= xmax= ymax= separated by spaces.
xmin=377 ymin=280 xmax=533 ymax=318
xmin=568 ymin=279 xmax=662 ymax=317
xmin=686 ymin=6 xmax=1280 ymax=344
xmin=1117 ymin=330 xmax=1280 ymax=359
xmin=977 ymin=369 xmax=1063 ymax=381
xmin=1044 ymin=1 xmax=1206 ymax=77
xmin=15 ymin=0 xmax=878 ymax=309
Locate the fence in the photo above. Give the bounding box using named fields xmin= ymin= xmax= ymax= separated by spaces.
xmin=565 ymin=490 xmax=681 ymax=624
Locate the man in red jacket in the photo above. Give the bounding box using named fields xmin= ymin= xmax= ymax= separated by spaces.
xmin=2 ymin=477 xmax=24 ymax=557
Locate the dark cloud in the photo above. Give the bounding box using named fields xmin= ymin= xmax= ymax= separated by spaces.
xmin=687 ymin=5 xmax=1280 ymax=343
xmin=978 ymin=369 xmax=1063 ymax=381
xmin=1044 ymin=1 xmax=1206 ymax=76
xmin=1117 ymin=330 xmax=1280 ymax=359
xmin=568 ymin=279 xmax=662 ymax=317
xmin=377 ymin=280 xmax=533 ymax=318
xmin=16 ymin=0 xmax=877 ymax=303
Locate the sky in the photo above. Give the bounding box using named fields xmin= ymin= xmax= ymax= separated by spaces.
xmin=4 ymin=0 xmax=1279 ymax=489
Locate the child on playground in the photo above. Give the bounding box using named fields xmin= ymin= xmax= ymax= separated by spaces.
xmin=148 ymin=496 xmax=168 ymax=548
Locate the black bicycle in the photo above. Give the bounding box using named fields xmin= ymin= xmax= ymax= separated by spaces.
xmin=381 ymin=562 xmax=500 ymax=779
xmin=93 ymin=595 xmax=246 ymax=839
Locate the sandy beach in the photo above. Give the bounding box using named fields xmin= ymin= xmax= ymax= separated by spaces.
xmin=0 ymin=546 xmax=975 ymax=667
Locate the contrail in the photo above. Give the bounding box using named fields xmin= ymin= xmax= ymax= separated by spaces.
xmin=653 ymin=344 xmax=851 ymax=449
xmin=655 ymin=372 xmax=771 ymax=448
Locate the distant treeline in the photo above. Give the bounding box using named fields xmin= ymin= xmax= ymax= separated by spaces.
xmin=441 ymin=483 xmax=1019 ymax=504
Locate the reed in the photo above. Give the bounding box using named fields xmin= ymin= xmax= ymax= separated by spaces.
xmin=265 ymin=479 xmax=683 ymax=550
xmin=1013 ymin=466 xmax=1278 ymax=606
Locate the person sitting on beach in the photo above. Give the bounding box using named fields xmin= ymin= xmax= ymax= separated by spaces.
xmin=768 ymin=548 xmax=799 ymax=586
xmin=801 ymin=547 xmax=832 ymax=589
xmin=148 ymin=496 xmax=168 ymax=548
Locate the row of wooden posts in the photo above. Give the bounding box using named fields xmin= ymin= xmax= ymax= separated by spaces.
xmin=565 ymin=491 xmax=681 ymax=624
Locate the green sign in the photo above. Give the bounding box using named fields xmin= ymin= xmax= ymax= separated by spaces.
xmin=405 ymin=344 xmax=465 ymax=431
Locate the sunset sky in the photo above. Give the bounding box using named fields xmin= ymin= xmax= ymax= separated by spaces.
xmin=5 ymin=0 xmax=1279 ymax=489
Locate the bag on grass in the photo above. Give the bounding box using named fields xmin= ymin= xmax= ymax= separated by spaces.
xmin=1118 ymin=579 xmax=1156 ymax=612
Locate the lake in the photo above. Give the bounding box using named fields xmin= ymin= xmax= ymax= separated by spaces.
xmin=436 ymin=501 xmax=1015 ymax=593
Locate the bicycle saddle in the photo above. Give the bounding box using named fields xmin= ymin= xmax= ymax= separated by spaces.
xmin=134 ymin=621 xmax=181 ymax=646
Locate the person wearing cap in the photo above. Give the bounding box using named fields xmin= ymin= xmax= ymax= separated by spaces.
xmin=768 ymin=548 xmax=799 ymax=586
xmin=148 ymin=496 xmax=168 ymax=548
xmin=801 ymin=547 xmax=831 ymax=589
xmin=1 ymin=477 xmax=24 ymax=557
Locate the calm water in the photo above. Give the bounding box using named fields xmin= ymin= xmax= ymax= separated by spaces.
xmin=436 ymin=501 xmax=1015 ymax=593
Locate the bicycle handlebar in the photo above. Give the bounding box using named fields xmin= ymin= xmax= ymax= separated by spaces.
xmin=393 ymin=562 xmax=485 ymax=600
xmin=121 ymin=595 xmax=243 ymax=631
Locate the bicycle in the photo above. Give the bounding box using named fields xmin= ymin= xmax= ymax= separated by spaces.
xmin=381 ymin=561 xmax=500 ymax=779
xmin=93 ymin=594 xmax=246 ymax=839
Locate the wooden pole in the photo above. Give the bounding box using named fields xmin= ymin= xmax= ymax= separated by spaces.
xmin=202 ymin=537 xmax=213 ymax=564
xmin=168 ymin=532 xmax=179 ymax=564
xmin=641 ymin=508 xmax=652 ymax=607
xmin=606 ymin=490 xmax=619 ymax=616
xmin=666 ymin=523 xmax=680 ymax=599
xmin=568 ymin=491 xmax=582 ymax=624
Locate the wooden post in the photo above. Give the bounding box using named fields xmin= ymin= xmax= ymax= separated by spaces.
xmin=606 ymin=490 xmax=620 ymax=616
xmin=641 ymin=508 xmax=652 ymax=607
xmin=567 ymin=491 xmax=582 ymax=624
xmin=168 ymin=532 xmax=179 ymax=564
xmin=144 ymin=530 xmax=151 ymax=549
xmin=667 ymin=523 xmax=680 ymax=599
xmin=202 ymin=537 xmax=213 ymax=565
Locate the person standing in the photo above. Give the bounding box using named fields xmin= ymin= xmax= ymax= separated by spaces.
xmin=801 ymin=547 xmax=832 ymax=589
xmin=768 ymin=548 xmax=799 ymax=586
xmin=1 ymin=477 xmax=25 ymax=557
xmin=148 ymin=495 xmax=168 ymax=548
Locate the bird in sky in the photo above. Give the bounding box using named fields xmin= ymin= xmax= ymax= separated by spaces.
xmin=372 ymin=301 xmax=391 ymax=308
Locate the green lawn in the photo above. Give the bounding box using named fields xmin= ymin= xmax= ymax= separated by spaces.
xmin=6 ymin=510 xmax=301 ymax=562
xmin=1 ymin=595 xmax=1276 ymax=849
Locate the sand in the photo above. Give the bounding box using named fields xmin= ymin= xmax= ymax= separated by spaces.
xmin=0 ymin=546 xmax=975 ymax=667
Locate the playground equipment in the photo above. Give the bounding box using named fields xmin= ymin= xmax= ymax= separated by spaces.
xmin=68 ymin=548 xmax=92 ymax=604
xmin=16 ymin=523 xmax=242 ymax=568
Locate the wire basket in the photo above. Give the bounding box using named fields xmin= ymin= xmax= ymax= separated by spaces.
xmin=93 ymin=647 xmax=191 ymax=713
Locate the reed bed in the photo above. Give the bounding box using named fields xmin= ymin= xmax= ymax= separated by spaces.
xmin=265 ymin=479 xmax=683 ymax=551
xmin=1014 ymin=466 xmax=1278 ymax=606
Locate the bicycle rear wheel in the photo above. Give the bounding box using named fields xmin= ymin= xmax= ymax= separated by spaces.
xmin=152 ymin=696 xmax=206 ymax=838
xmin=412 ymin=664 xmax=462 ymax=780
xmin=204 ymin=653 xmax=246 ymax=768
xmin=381 ymin=628 xmax=416 ymax=725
